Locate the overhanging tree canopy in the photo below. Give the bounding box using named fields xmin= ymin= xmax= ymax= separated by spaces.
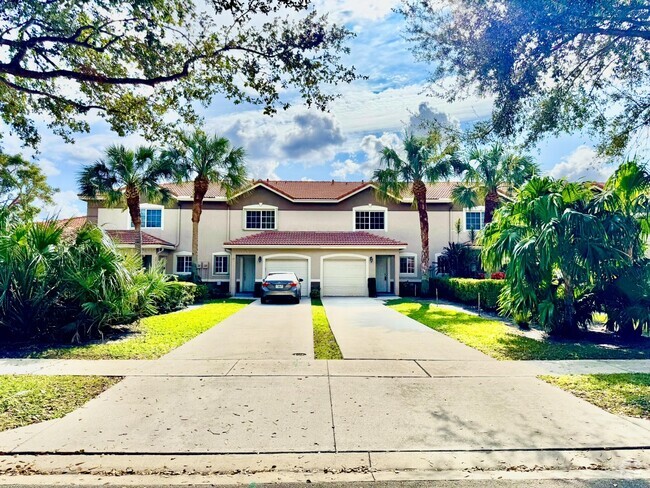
xmin=399 ymin=0 xmax=650 ymax=155
xmin=1 ymin=0 xmax=358 ymax=148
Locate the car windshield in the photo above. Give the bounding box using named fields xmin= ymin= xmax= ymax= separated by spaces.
xmin=265 ymin=273 xmax=297 ymax=281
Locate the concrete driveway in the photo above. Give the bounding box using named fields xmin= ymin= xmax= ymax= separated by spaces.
xmin=164 ymin=299 xmax=313 ymax=360
xmin=321 ymin=297 xmax=489 ymax=360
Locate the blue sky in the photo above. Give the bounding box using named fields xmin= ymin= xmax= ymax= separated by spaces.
xmin=4 ymin=0 xmax=616 ymax=218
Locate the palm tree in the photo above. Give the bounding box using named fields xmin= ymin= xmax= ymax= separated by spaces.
xmin=452 ymin=144 xmax=538 ymax=225
xmin=374 ymin=130 xmax=460 ymax=293
xmin=164 ymin=130 xmax=247 ymax=273
xmin=481 ymin=177 xmax=636 ymax=337
xmin=78 ymin=145 xmax=174 ymax=259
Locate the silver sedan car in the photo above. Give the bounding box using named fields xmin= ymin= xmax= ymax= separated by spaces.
xmin=260 ymin=272 xmax=303 ymax=304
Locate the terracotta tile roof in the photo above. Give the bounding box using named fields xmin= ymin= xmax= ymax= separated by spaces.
xmin=106 ymin=230 xmax=175 ymax=247
xmin=225 ymin=231 xmax=406 ymax=247
xmin=57 ymin=216 xmax=89 ymax=232
xmin=162 ymin=179 xmax=459 ymax=202
xmin=161 ymin=182 xmax=230 ymax=199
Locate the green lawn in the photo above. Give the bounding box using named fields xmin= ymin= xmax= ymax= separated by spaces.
xmin=0 ymin=375 xmax=120 ymax=431
xmin=388 ymin=299 xmax=650 ymax=360
xmin=542 ymin=374 xmax=650 ymax=419
xmin=312 ymin=298 xmax=343 ymax=360
xmin=35 ymin=299 xmax=253 ymax=359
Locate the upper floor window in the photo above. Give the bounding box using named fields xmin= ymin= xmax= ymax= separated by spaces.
xmin=464 ymin=208 xmax=485 ymax=231
xmin=244 ymin=204 xmax=277 ymax=230
xmin=130 ymin=206 xmax=163 ymax=229
xmin=353 ymin=205 xmax=387 ymax=231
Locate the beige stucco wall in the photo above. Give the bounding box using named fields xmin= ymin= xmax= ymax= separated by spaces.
xmin=93 ymin=189 xmax=480 ymax=285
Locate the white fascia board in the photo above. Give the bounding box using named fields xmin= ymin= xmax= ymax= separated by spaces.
xmin=224 ymin=244 xmax=406 ymax=250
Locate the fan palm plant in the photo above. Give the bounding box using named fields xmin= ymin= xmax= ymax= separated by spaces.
xmin=77 ymin=145 xmax=174 ymax=259
xmin=374 ymin=130 xmax=461 ymax=293
xmin=452 ymin=144 xmax=538 ymax=224
xmin=481 ymin=177 xmax=636 ymax=337
xmin=163 ymin=130 xmax=247 ymax=274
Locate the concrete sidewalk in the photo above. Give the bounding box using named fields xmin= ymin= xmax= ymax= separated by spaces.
xmin=1 ymin=358 xmax=649 ymax=376
xmin=163 ymin=299 xmax=314 ymax=360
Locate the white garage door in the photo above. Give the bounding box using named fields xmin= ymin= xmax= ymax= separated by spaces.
xmin=322 ymin=259 xmax=367 ymax=297
xmin=265 ymin=258 xmax=309 ymax=296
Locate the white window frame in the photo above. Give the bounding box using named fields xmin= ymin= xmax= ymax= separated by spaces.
xmin=399 ymin=252 xmax=417 ymax=277
xmin=174 ymin=251 xmax=193 ymax=275
xmin=243 ymin=204 xmax=278 ymax=230
xmin=128 ymin=204 xmax=164 ymax=230
xmin=352 ymin=204 xmax=388 ymax=232
xmin=212 ymin=252 xmax=230 ymax=275
xmin=464 ymin=206 xmax=485 ymax=232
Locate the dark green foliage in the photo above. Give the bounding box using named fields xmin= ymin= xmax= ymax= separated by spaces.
xmin=1 ymin=0 xmax=358 ymax=148
xmin=400 ymin=0 xmax=650 ymax=155
xmin=482 ymin=162 xmax=649 ymax=337
xmin=0 ymin=218 xmax=196 ymax=341
xmin=431 ymin=277 xmax=503 ymax=311
xmin=153 ymin=282 xmax=198 ymax=314
xmin=437 ymin=242 xmax=481 ymax=278
xmin=309 ymin=288 xmax=321 ymax=299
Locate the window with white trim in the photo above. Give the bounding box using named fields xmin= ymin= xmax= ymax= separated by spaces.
xmin=130 ymin=207 xmax=163 ymax=229
xmin=353 ymin=205 xmax=387 ymax=231
xmin=464 ymin=208 xmax=485 ymax=231
xmin=175 ymin=255 xmax=192 ymax=274
xmin=243 ymin=205 xmax=277 ymax=230
xmin=213 ymin=254 xmax=229 ymax=274
xmin=399 ymin=255 xmax=416 ymax=275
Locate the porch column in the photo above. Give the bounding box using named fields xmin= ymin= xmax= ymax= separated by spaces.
xmin=394 ymin=251 xmax=400 ymax=296
xmin=229 ymin=253 xmax=237 ymax=296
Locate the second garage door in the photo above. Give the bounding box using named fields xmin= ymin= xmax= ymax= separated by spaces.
xmin=265 ymin=258 xmax=309 ymax=296
xmin=322 ymin=258 xmax=367 ymax=297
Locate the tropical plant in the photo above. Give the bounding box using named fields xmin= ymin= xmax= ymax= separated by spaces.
xmin=77 ymin=145 xmax=174 ymax=259
xmin=374 ymin=129 xmax=461 ymax=293
xmin=0 ymin=217 xmax=187 ymax=341
xmin=439 ymin=242 xmax=477 ymax=278
xmin=481 ymin=177 xmax=638 ymax=337
xmin=452 ymin=144 xmax=538 ymax=224
xmin=164 ymin=130 xmax=247 ymax=274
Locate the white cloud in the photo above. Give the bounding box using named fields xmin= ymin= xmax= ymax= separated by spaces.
xmin=40 ymin=190 xmax=84 ymax=220
xmin=315 ymin=0 xmax=399 ymax=22
xmin=548 ymin=145 xmax=615 ymax=182
xmin=331 ymin=159 xmax=362 ymax=180
xmin=37 ymin=158 xmax=61 ymax=177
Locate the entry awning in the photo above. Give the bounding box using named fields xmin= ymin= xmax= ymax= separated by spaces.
xmin=224 ymin=231 xmax=407 ymax=249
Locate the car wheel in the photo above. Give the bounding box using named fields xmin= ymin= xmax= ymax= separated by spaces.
xmin=261 ymin=298 xmax=267 ymax=304
xmin=294 ymin=296 xmax=301 ymax=304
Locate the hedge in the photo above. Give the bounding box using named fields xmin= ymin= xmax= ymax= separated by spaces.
xmin=154 ymin=282 xmax=198 ymax=313
xmin=430 ymin=277 xmax=504 ymax=311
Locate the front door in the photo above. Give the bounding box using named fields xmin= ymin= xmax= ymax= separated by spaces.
xmin=376 ymin=255 xmax=393 ymax=294
xmin=240 ymin=255 xmax=256 ymax=293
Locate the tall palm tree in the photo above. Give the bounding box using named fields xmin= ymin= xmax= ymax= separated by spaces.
xmin=78 ymin=145 xmax=174 ymax=259
xmin=374 ymin=130 xmax=460 ymax=293
xmin=452 ymin=144 xmax=538 ymax=225
xmin=164 ymin=130 xmax=247 ymax=273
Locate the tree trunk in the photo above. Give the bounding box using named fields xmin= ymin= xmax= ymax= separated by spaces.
xmin=484 ymin=190 xmax=500 ymax=225
xmin=192 ymin=177 xmax=209 ymax=278
xmin=125 ymin=186 xmax=142 ymax=261
xmin=413 ymin=180 xmax=430 ymax=295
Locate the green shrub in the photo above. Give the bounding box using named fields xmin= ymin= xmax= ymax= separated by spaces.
xmin=194 ymin=284 xmax=209 ymax=302
xmin=156 ymin=282 xmax=197 ymax=313
xmin=310 ymin=288 xmax=321 ymax=299
xmin=431 ymin=277 xmax=503 ymax=311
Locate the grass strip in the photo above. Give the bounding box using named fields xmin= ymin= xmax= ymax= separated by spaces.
xmin=541 ymin=374 xmax=650 ymax=419
xmin=312 ymin=297 xmax=343 ymax=360
xmin=36 ymin=299 xmax=253 ymax=360
xmin=0 ymin=375 xmax=120 ymax=431
xmin=388 ymin=299 xmax=650 ymax=360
